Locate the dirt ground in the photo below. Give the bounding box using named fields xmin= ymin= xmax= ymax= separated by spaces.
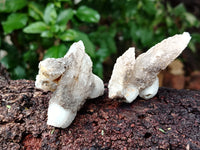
xmin=0 ymin=80 xmax=200 ymax=149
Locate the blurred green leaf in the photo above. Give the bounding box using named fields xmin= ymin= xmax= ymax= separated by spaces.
xmin=93 ymin=62 xmax=103 ymax=79
xmin=58 ymin=0 xmax=71 ymax=2
xmin=44 ymin=44 xmax=67 ymax=59
xmin=75 ymin=31 xmax=95 ymax=58
xmin=192 ymin=33 xmax=200 ymax=42
xmin=2 ymin=13 xmax=28 ymax=34
xmin=143 ymin=0 xmax=156 ymax=15
xmin=23 ymin=49 xmax=37 ymax=63
xmin=23 ymin=22 xmax=49 ymax=33
xmin=166 ymin=2 xmax=173 ymax=13
xmin=54 ymin=2 xmax=61 ymax=8
xmin=129 ymin=21 xmax=154 ymax=48
xmin=58 ymin=29 xmax=77 ymax=41
xmin=0 ymin=42 xmax=20 ymax=69
xmin=166 ymin=16 xmax=174 ymax=27
xmin=1 ymin=56 xmax=10 ymax=69
xmin=29 ymin=43 xmax=38 ymax=51
xmin=140 ymin=28 xmax=153 ymax=47
xmin=57 ymin=9 xmax=74 ymax=25
xmin=41 ymin=38 xmax=54 ymax=48
xmin=107 ymin=37 xmax=117 ymax=54
xmin=96 ymin=48 xmax=110 ymax=62
xmin=89 ymin=26 xmax=116 ymax=57
xmin=76 ymin=6 xmax=100 ymax=23
xmin=28 ymin=2 xmax=44 ymax=20
xmin=173 ymin=3 xmax=186 ymax=16
xmin=188 ymin=42 xmax=196 ymax=53
xmin=50 ymin=24 xmax=60 ymax=33
xmin=189 ymin=33 xmax=200 ymax=53
xmin=41 ymin=31 xmax=53 ymax=38
xmin=184 ymin=12 xmax=200 ymax=27
xmin=0 ymin=0 xmax=27 ymax=13
xmin=44 ymin=3 xmax=57 ymax=25
xmin=13 ymin=65 xmax=26 ymax=79
xmin=130 ymin=22 xmax=139 ymax=44
xmin=58 ymin=25 xmax=67 ymax=32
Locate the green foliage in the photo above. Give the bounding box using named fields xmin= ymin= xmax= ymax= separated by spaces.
xmin=44 ymin=3 xmax=57 ymax=25
xmin=58 ymin=29 xmax=77 ymax=41
xmin=0 ymin=0 xmax=27 ymax=13
xmin=56 ymin=9 xmax=74 ymax=25
xmin=0 ymin=0 xmax=200 ymax=80
xmin=74 ymin=31 xmax=96 ymax=58
xmin=23 ymin=22 xmax=49 ymax=33
xmin=0 ymin=0 xmax=104 ymax=79
xmin=44 ymin=44 xmax=67 ymax=59
xmin=82 ymin=0 xmax=200 ymax=50
xmin=76 ymin=6 xmax=100 ymax=23
xmin=28 ymin=2 xmax=44 ymax=20
xmin=2 ymin=13 xmax=28 ymax=34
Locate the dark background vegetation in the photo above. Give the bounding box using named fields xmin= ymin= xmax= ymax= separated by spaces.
xmin=0 ymin=0 xmax=200 ymax=83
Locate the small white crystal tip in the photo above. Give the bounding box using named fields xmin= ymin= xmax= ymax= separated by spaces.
xmin=89 ymin=74 xmax=104 ymax=99
xmin=47 ymin=103 xmax=76 ymax=128
xmin=139 ymin=77 xmax=159 ymax=100
xmin=183 ymin=32 xmax=191 ymax=39
xmin=124 ymin=85 xmax=139 ymax=103
xmin=181 ymin=32 xmax=191 ymax=46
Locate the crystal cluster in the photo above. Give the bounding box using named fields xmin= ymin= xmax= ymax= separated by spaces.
xmin=108 ymin=32 xmax=191 ymax=103
xmin=35 ymin=41 xmax=104 ymax=128
xmin=35 ymin=32 xmax=191 ymax=128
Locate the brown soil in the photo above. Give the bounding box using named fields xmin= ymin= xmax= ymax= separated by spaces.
xmin=0 ymin=80 xmax=200 ymax=149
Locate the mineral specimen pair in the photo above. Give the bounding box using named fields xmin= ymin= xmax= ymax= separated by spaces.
xmin=35 ymin=32 xmax=191 ymax=128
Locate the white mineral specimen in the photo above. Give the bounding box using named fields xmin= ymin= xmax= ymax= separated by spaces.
xmin=35 ymin=41 xmax=104 ymax=128
xmin=108 ymin=32 xmax=191 ymax=103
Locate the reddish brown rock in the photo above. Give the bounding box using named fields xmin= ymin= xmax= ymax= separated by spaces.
xmin=0 ymin=64 xmax=10 ymax=87
xmin=162 ymin=72 xmax=185 ymax=89
xmin=0 ymin=80 xmax=200 ymax=149
xmin=186 ymin=71 xmax=200 ymax=90
xmin=159 ymin=59 xmax=186 ymax=89
xmin=23 ymin=134 xmax=42 ymax=150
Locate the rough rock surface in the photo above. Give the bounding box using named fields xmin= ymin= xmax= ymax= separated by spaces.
xmin=0 ymin=64 xmax=10 ymax=87
xmin=0 ymin=80 xmax=200 ymax=149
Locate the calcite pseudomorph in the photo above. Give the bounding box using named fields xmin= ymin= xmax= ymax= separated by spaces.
xmin=108 ymin=32 xmax=191 ymax=103
xmin=35 ymin=41 xmax=104 ymax=128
